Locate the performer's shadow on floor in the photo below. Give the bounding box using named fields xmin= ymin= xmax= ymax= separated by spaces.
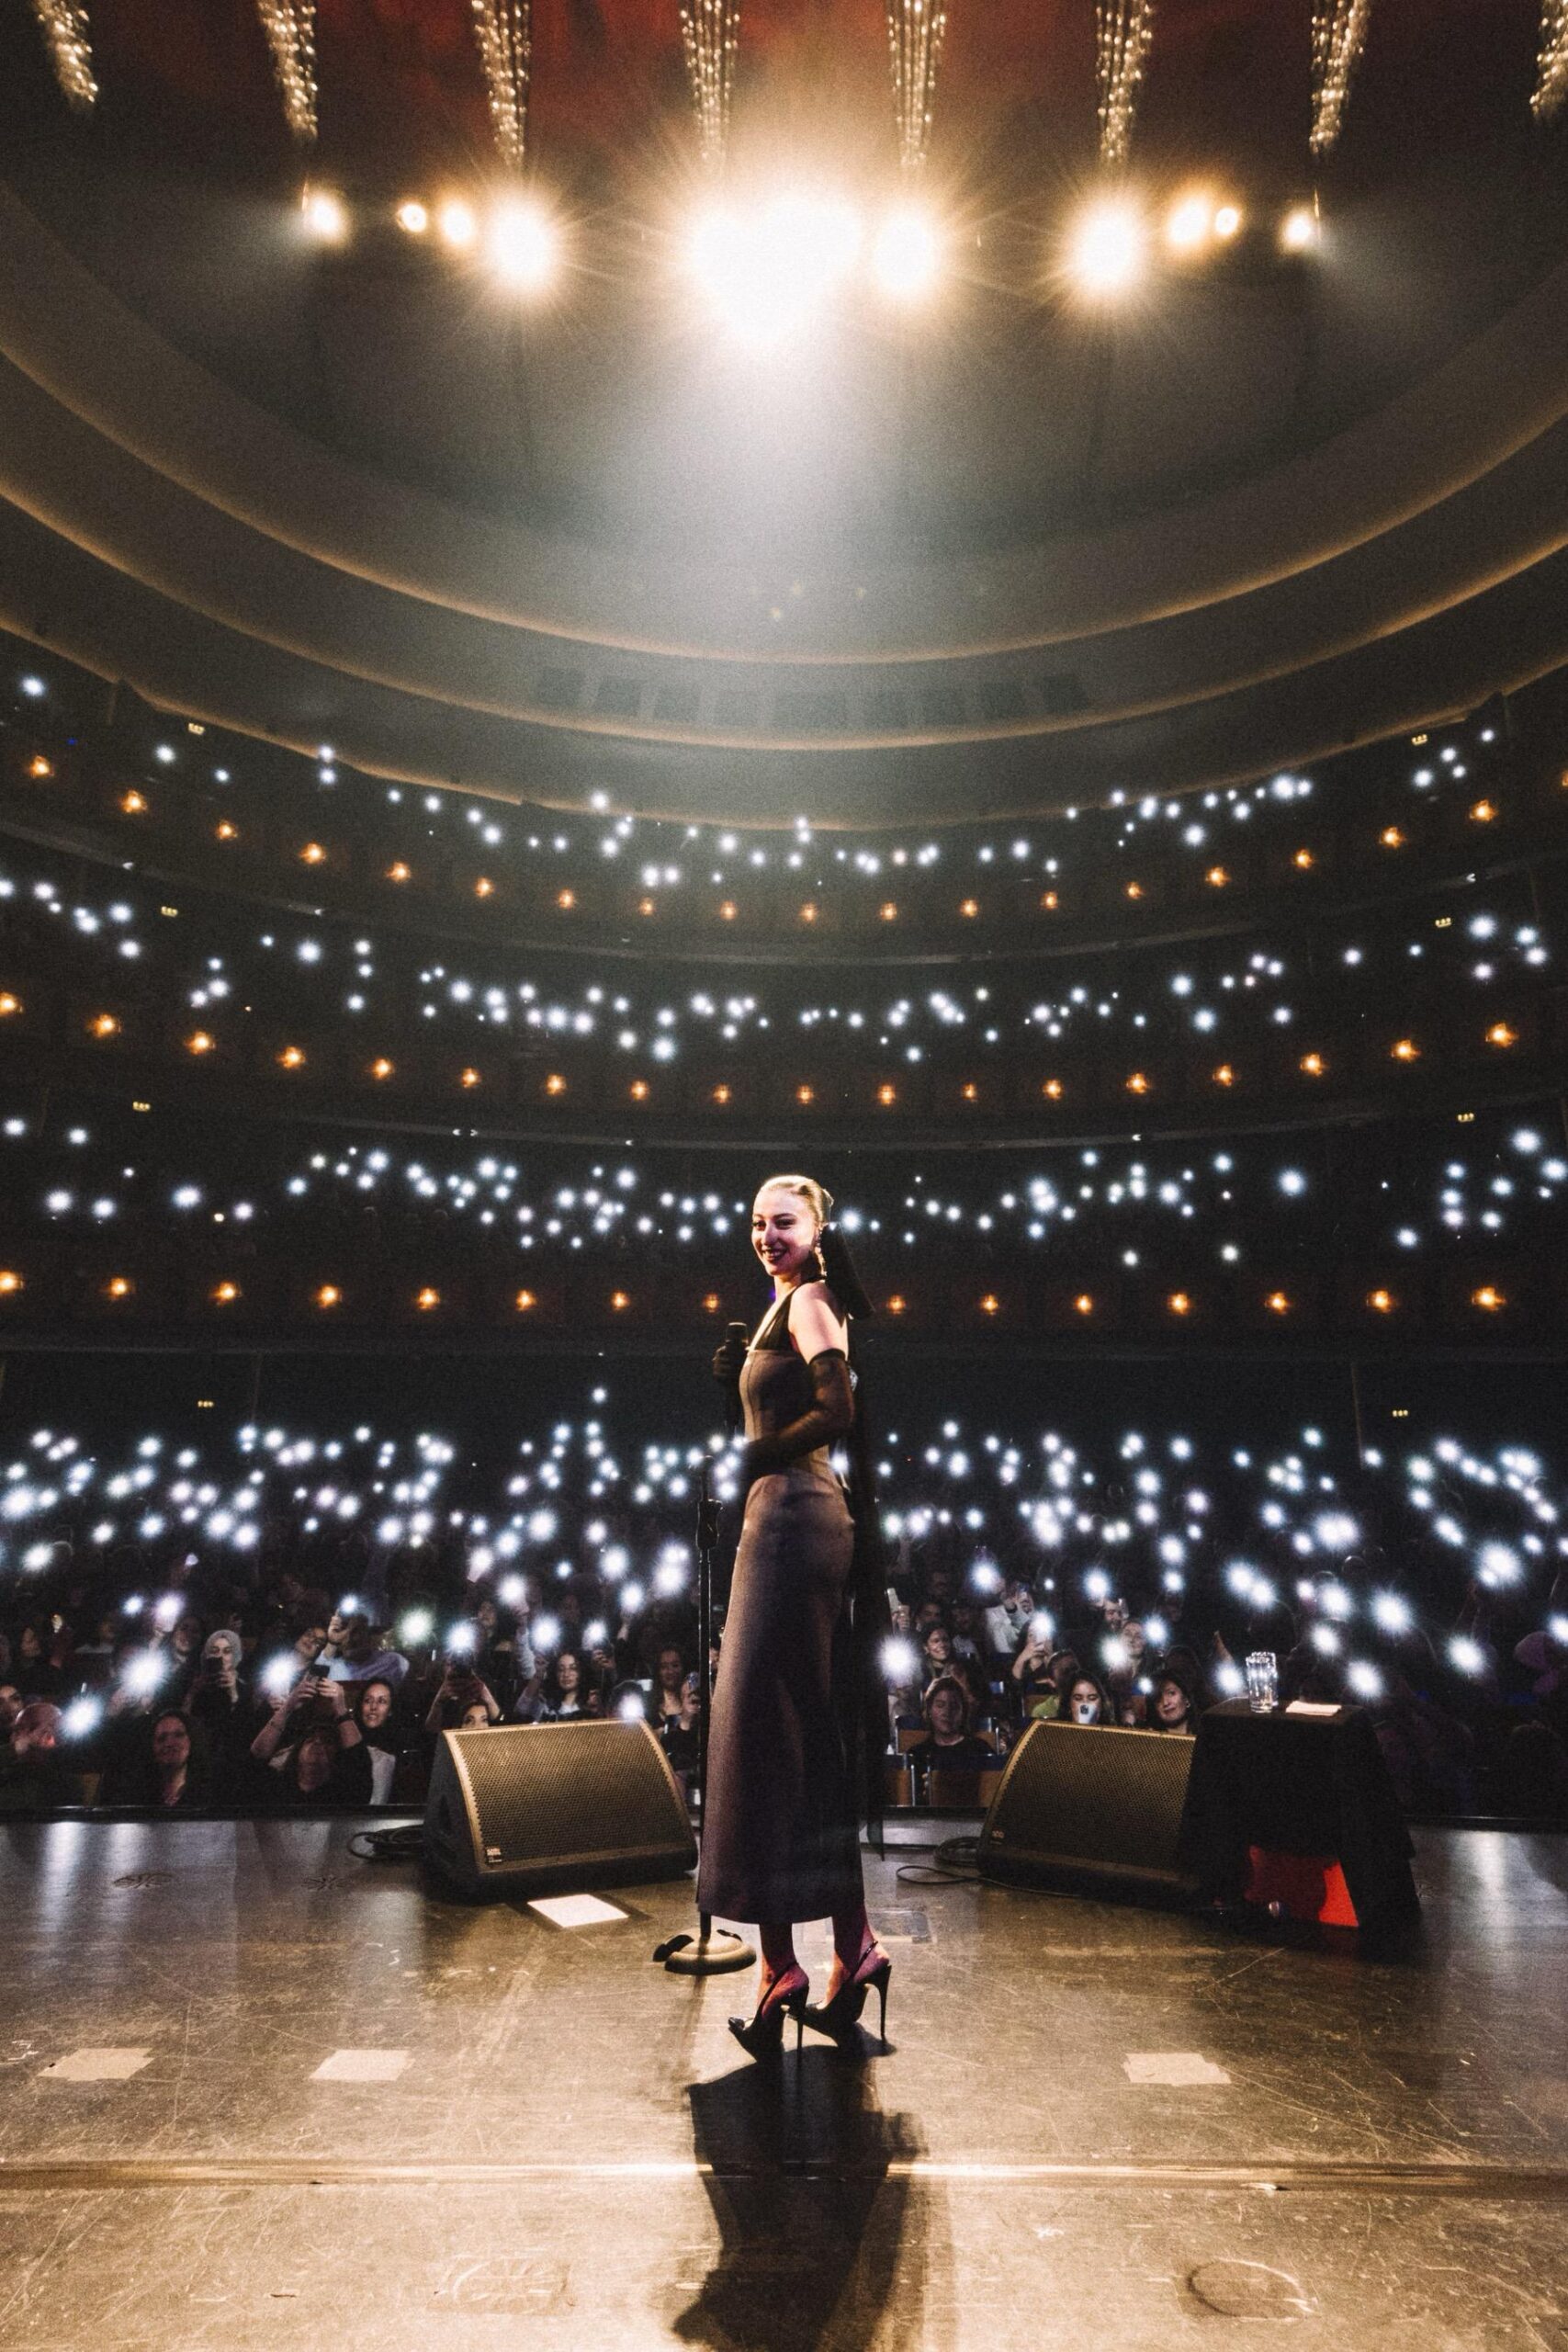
xmin=672 ymin=2046 xmax=933 ymax=2352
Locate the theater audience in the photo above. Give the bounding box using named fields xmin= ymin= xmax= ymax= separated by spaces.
xmin=904 ymin=1675 xmax=998 ymax=1774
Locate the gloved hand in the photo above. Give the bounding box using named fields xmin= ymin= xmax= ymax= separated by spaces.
xmin=711 ymin=1329 xmax=748 ymax=1387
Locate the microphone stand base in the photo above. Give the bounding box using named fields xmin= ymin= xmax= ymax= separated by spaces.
xmin=656 ymin=1926 xmax=755 ymax=1974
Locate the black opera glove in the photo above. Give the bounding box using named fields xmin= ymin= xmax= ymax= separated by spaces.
xmin=711 ymin=1331 xmax=748 ymax=1388
xmin=738 ymin=1350 xmax=853 ymax=1485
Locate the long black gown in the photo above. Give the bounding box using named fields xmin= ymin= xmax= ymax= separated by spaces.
xmin=695 ymin=1290 xmax=864 ymax=1928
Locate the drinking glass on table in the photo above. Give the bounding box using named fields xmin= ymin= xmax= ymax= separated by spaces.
xmin=1245 ymin=1651 xmax=1279 ymax=1713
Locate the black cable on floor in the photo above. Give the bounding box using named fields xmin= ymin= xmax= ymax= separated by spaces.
xmin=347 ymin=1824 xmax=426 ymax=1863
xmin=896 ymin=1834 xmax=980 ymax=1885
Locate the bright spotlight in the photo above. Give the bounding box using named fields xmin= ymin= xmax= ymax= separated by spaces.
xmin=396 ymin=198 xmax=430 ymax=237
xmin=437 ymin=198 xmax=479 ymax=251
xmin=1165 ymin=191 xmax=1212 ymax=255
xmin=1280 ymin=203 xmax=1319 ymax=254
xmin=1213 ymin=202 xmax=1243 ymax=241
xmin=685 ymin=190 xmax=863 ymax=345
xmin=871 ymin=206 xmax=942 ymax=303
xmin=300 ymin=186 xmax=349 ymax=244
xmin=1066 ymin=196 xmax=1147 ymax=299
xmin=488 ymin=196 xmax=558 ymax=292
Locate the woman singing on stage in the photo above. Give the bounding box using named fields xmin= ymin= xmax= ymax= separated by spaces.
xmin=699 ymin=1172 xmax=893 ymax=2061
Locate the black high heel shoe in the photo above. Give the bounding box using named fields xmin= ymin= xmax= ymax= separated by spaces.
xmin=802 ymin=1945 xmax=893 ymax=2048
xmin=728 ymin=1967 xmax=809 ymax=2061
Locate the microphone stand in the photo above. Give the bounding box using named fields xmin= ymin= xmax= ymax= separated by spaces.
xmin=655 ymin=1453 xmax=754 ymax=1975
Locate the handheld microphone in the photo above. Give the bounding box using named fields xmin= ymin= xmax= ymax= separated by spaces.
xmin=725 ymin=1321 xmax=749 ymax=1436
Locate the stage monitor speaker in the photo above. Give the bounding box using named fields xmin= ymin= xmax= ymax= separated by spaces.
xmin=977 ymin=1720 xmax=1199 ymax=1902
xmin=423 ymin=1719 xmax=697 ymax=1898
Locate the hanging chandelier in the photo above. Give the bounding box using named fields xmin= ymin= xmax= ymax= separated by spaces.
xmin=472 ymin=0 xmax=533 ymax=173
xmin=256 ymin=0 xmax=318 ymax=141
xmin=680 ymin=0 xmax=740 ymax=170
xmin=28 ymin=0 xmax=97 ymax=109
xmin=1309 ymin=0 xmax=1371 ymax=156
xmin=886 ymin=0 xmax=950 ymax=173
xmin=1095 ymin=0 xmax=1155 ymax=170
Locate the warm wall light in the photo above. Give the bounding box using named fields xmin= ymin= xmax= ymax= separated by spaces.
xmin=459 ymin=1067 xmax=481 ymax=1089
xmin=369 ymin=1057 xmax=395 ymax=1080
xmin=1392 ymin=1037 xmax=1419 ymax=1062
xmin=300 ymin=842 xmax=325 ymax=865
xmin=514 ymin=1288 xmax=536 ymax=1311
xmin=979 ymin=1295 xmax=1000 ymax=1316
xmin=1265 ymin=1291 xmax=1291 ymax=1315
xmin=1124 ymin=881 xmax=1144 ymax=900
xmin=1205 ymin=865 xmax=1229 ymax=888
xmin=961 ymin=1082 xmax=979 ymax=1102
xmin=1043 ymin=1078 xmax=1064 ymax=1100
xmin=719 ymin=901 xmax=737 ymax=922
xmin=120 ymin=790 xmax=147 ymax=814
xmin=0 ymin=1271 xmax=22 ymax=1295
xmin=216 ymin=820 xmax=238 ymax=842
xmin=1368 ymin=1288 xmax=1395 ymax=1314
xmin=1126 ymin=1071 xmax=1150 ymax=1094
xmin=105 ymin=1276 xmax=133 ymax=1300
xmin=638 ymin=898 xmax=656 ymax=917
xmin=629 ymin=1080 xmax=649 ymax=1101
xmin=0 ymin=993 xmax=20 ymax=1017
xmin=880 ymin=902 xmax=898 ymax=922
xmin=1074 ymin=1292 xmax=1094 ymax=1316
xmin=959 ymin=899 xmax=979 ymax=919
xmin=387 ymin=861 xmax=411 ymax=882
xmin=212 ymin=1281 xmax=240 ymax=1304
xmin=795 ymin=1083 xmax=815 ymax=1104
xmin=557 ymin=888 xmax=576 ymax=910
xmin=545 ymin=1073 xmax=567 ymax=1095
xmin=315 ymin=1284 xmax=341 ymax=1308
xmin=799 ymin=902 xmax=818 ymax=924
xmin=877 ymin=1083 xmax=897 ymax=1106
xmin=610 ymin=1290 xmax=630 ymax=1312
xmin=1470 ymin=800 xmax=1496 ymax=824
xmin=1292 ymin=848 xmax=1314 ymax=869
xmin=1168 ymin=1292 xmax=1191 ymax=1316
xmin=886 ymin=1295 xmax=908 ymax=1316
xmin=416 ymin=1286 xmax=440 ymax=1311
xmin=711 ymin=1083 xmax=731 ymax=1105
xmin=1040 ymin=890 xmax=1059 ymax=911
xmin=186 ymin=1031 xmax=215 ymax=1055
xmin=1381 ymin=826 xmax=1405 ymax=848
xmin=475 ymin=876 xmax=494 ymax=898
xmin=277 ymin=1046 xmax=306 ymax=1069
xmin=88 ymin=1013 xmax=119 ymax=1038
xmin=1300 ymin=1052 xmax=1325 ymax=1077
xmin=1486 ymin=1023 xmax=1518 ymax=1048
xmin=1212 ymin=1063 xmax=1235 ymax=1088
xmin=1472 ymin=1285 xmax=1506 ymax=1313
xmin=702 ymin=1293 xmax=721 ymax=1314
xmin=28 ymin=755 xmax=53 ymax=779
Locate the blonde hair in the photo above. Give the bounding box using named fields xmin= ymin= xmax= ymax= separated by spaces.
xmin=754 ymin=1172 xmax=834 ymax=1229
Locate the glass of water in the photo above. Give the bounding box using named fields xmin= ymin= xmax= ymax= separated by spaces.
xmin=1245 ymin=1651 xmax=1279 ymax=1713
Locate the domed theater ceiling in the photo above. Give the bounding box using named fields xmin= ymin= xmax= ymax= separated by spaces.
xmin=1 ymin=0 xmax=1567 ymax=820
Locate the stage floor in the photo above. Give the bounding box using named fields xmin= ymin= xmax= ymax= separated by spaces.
xmin=1 ymin=1819 xmax=1566 ymax=2350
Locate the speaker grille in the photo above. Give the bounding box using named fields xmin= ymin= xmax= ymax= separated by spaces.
xmin=424 ymin=1721 xmax=696 ymax=1895
xmin=978 ymin=1721 xmax=1196 ymax=1894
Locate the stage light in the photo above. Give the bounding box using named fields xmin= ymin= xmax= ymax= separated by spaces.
xmin=686 ymin=190 xmax=863 ymax=346
xmin=1280 ymin=203 xmax=1319 ymax=254
xmin=1213 ymin=203 xmax=1242 ymax=241
xmin=1165 ymin=191 xmax=1212 ymax=254
xmin=870 ymin=205 xmax=943 ymax=302
xmin=396 ymin=198 xmax=430 ymax=237
xmin=300 ymin=186 xmax=349 ymax=244
xmin=487 ymin=195 xmax=559 ymax=293
xmin=1065 ymin=195 xmax=1147 ymax=298
xmin=437 ymin=197 xmax=479 ymax=251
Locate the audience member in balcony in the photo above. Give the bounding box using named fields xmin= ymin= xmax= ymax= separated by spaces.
xmin=903 ymin=1675 xmax=998 ymax=1775
xmin=1149 ymin=1665 xmax=1200 ymax=1734
xmin=317 ymin=1608 xmax=409 ymax=1690
xmin=249 ymin=1671 xmax=372 ymax=1807
xmin=148 ymin=1709 xmax=209 ymax=1808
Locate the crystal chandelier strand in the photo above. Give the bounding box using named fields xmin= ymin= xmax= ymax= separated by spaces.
xmin=1310 ymin=0 xmax=1371 ymax=156
xmin=1095 ymin=0 xmax=1155 ymax=170
xmin=256 ymin=0 xmax=318 ymax=141
xmin=29 ymin=0 xmax=97 ymax=109
xmin=680 ymin=0 xmax=740 ymax=171
xmin=1534 ymin=0 xmax=1568 ymax=121
xmin=886 ymin=0 xmax=950 ymax=174
xmin=472 ymin=0 xmax=533 ymax=173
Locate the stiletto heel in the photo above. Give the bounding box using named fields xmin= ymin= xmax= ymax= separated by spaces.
xmin=728 ymin=1968 xmax=809 ymax=2062
xmin=802 ymin=1945 xmax=893 ymax=2050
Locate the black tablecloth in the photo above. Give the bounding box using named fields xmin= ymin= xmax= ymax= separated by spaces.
xmin=1180 ymin=1700 xmax=1419 ymax=1929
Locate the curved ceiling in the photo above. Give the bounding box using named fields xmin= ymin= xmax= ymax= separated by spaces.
xmin=1 ymin=2 xmax=1566 ymax=820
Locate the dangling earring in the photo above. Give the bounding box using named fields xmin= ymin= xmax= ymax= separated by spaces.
xmin=814 ymin=1232 xmax=829 ymax=1283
